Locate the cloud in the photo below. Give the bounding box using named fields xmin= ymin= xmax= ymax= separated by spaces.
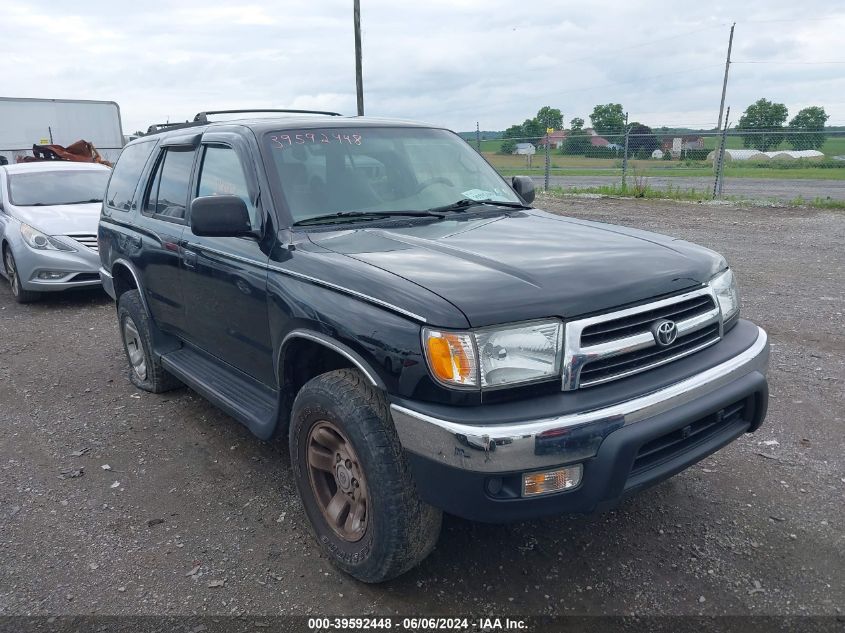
xmin=1 ymin=0 xmax=843 ymax=134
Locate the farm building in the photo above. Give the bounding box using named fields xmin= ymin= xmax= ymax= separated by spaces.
xmin=513 ymin=142 xmax=536 ymax=155
xmin=661 ymin=136 xmax=705 ymax=158
xmin=539 ymin=130 xmax=567 ymax=149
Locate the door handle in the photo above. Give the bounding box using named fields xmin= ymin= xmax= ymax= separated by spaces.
xmin=183 ymin=249 xmax=198 ymax=269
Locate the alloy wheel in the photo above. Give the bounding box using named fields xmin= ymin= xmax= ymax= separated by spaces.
xmin=306 ymin=421 xmax=369 ymax=542
xmin=4 ymin=250 xmax=19 ymax=297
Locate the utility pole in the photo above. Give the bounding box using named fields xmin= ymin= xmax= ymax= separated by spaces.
xmin=476 ymin=121 xmax=481 ymax=153
xmin=622 ymin=111 xmax=629 ymax=190
xmin=714 ymin=23 xmax=735 ymax=171
xmin=713 ymin=106 xmax=730 ymax=198
xmin=353 ymin=0 xmax=364 ymax=116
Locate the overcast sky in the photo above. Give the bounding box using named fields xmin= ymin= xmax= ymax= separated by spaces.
xmin=3 ymin=1 xmax=844 ymax=134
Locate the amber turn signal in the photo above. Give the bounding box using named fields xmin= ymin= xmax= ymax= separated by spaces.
xmin=423 ymin=329 xmax=477 ymax=387
xmin=522 ymin=464 xmax=583 ymax=497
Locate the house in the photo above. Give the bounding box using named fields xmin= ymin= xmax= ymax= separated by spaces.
xmin=539 ymin=130 xmax=567 ymax=149
xmin=590 ymin=136 xmax=610 ymax=147
xmin=513 ymin=142 xmax=536 ymax=155
xmin=661 ymin=136 xmax=705 ymax=157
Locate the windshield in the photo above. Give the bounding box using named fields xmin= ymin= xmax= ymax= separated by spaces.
xmin=8 ymin=169 xmax=111 ymax=206
xmin=264 ymin=127 xmax=521 ymax=223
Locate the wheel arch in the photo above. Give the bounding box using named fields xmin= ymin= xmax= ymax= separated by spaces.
xmin=110 ymin=259 xmax=149 ymax=314
xmin=277 ymin=329 xmax=385 ymax=391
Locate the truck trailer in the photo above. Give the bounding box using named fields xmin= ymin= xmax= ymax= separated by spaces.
xmin=0 ymin=97 xmax=124 ymax=166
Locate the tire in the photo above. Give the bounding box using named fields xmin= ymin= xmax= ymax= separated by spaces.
xmin=290 ymin=368 xmax=442 ymax=583
xmin=117 ymin=290 xmax=181 ymax=393
xmin=3 ymin=247 xmax=40 ymax=303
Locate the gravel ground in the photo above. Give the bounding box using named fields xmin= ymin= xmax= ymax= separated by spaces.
xmin=0 ymin=197 xmax=843 ymax=617
xmin=531 ymin=175 xmax=845 ymax=202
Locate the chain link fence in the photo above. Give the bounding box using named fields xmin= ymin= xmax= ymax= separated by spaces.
xmin=469 ymin=127 xmax=845 ymax=207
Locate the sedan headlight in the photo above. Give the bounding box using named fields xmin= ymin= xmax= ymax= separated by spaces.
xmin=709 ymin=268 xmax=740 ymax=322
xmin=20 ymin=224 xmax=75 ymax=251
xmin=423 ymin=320 xmax=563 ymax=389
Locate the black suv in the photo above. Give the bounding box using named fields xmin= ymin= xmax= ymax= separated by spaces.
xmin=98 ymin=110 xmax=770 ymax=582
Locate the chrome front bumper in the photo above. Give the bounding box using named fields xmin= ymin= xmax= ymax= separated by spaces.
xmin=391 ymin=326 xmax=769 ymax=473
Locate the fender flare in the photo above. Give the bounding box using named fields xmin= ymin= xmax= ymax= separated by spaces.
xmin=277 ymin=329 xmax=385 ymax=390
xmin=111 ymin=258 xmax=151 ymax=316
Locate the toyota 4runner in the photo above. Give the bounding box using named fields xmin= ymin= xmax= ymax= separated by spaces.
xmin=98 ymin=109 xmax=769 ymax=583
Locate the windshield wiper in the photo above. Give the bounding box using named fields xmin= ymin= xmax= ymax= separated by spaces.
xmin=427 ymin=198 xmax=532 ymax=214
xmin=293 ymin=210 xmax=444 ymax=226
xmin=65 ymin=198 xmax=103 ymax=204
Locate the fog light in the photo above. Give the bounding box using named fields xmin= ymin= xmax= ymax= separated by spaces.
xmin=36 ymin=271 xmax=67 ymax=280
xmin=522 ymin=464 xmax=583 ymax=497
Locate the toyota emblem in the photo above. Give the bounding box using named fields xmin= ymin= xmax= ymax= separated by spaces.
xmin=651 ymin=319 xmax=678 ymax=347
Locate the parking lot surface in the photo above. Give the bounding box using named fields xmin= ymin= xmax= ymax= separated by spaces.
xmin=1 ymin=197 xmax=843 ymax=616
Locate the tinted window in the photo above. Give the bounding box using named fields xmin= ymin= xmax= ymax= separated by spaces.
xmin=106 ymin=141 xmax=155 ymax=211
xmin=197 ymin=146 xmax=259 ymax=228
xmin=145 ymin=149 xmax=195 ymax=220
xmin=9 ymin=170 xmax=110 ymax=206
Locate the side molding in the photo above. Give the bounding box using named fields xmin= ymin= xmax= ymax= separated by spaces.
xmin=279 ymin=329 xmax=384 ymax=389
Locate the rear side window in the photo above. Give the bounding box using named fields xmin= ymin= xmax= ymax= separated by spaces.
xmin=144 ymin=148 xmax=195 ymax=221
xmin=106 ymin=141 xmax=155 ymax=211
xmin=197 ymin=145 xmax=259 ymax=228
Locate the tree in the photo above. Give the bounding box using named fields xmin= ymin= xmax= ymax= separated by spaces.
xmin=499 ymin=139 xmax=517 ymax=154
xmin=590 ymin=103 xmax=625 ymax=144
xmin=736 ymin=98 xmax=788 ymax=151
xmin=563 ymin=117 xmax=590 ymax=155
xmin=788 ymin=106 xmax=829 ymax=150
xmin=536 ymin=106 xmax=563 ymax=130
xmin=626 ymin=122 xmax=659 ymax=156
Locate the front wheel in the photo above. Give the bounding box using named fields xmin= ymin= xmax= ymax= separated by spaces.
xmin=4 ymin=248 xmax=40 ymax=303
xmin=117 ymin=290 xmax=181 ymax=393
xmin=290 ymin=369 xmax=442 ymax=583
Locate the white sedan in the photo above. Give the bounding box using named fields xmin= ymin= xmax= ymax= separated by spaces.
xmin=0 ymin=161 xmax=111 ymax=303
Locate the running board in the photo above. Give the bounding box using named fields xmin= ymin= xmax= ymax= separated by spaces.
xmin=160 ymin=347 xmax=279 ymax=440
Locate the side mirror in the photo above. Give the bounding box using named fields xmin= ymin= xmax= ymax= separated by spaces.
xmin=511 ymin=176 xmax=535 ymax=204
xmin=190 ymin=195 xmax=253 ymax=237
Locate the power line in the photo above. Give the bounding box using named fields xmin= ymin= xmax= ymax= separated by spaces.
xmin=733 ymin=60 xmax=845 ymax=65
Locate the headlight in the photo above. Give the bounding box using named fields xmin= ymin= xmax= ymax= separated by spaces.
xmin=423 ymin=319 xmax=563 ymax=389
xmin=20 ymin=224 xmax=75 ymax=251
xmin=709 ymin=268 xmax=740 ymax=322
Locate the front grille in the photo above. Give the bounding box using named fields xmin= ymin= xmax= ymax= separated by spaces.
xmin=629 ymin=398 xmax=749 ymax=477
xmin=581 ymin=294 xmax=715 ymax=346
xmin=579 ymin=323 xmax=720 ymax=387
xmin=563 ymin=288 xmax=723 ymax=391
xmin=68 ymin=234 xmax=98 ymax=252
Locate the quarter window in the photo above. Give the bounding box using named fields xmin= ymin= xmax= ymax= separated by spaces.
xmin=196 ymin=145 xmax=259 ymax=228
xmin=144 ymin=148 xmax=195 ymax=220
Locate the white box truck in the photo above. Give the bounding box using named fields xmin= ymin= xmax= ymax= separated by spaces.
xmin=0 ymin=97 xmax=124 ymax=165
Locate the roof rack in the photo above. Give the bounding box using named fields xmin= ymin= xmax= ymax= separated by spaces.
xmin=193 ymin=109 xmax=343 ymax=123
xmin=146 ymin=120 xmax=201 ymax=135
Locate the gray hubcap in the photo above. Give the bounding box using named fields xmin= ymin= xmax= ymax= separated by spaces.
xmin=4 ymin=251 xmax=19 ymax=297
xmin=122 ymin=317 xmax=147 ymax=380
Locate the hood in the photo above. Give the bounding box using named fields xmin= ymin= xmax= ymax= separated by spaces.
xmin=307 ymin=209 xmax=726 ymax=327
xmin=10 ymin=202 xmax=101 ymax=236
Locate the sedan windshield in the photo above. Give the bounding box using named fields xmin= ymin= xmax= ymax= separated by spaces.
xmin=264 ymin=127 xmax=522 ymax=223
xmin=8 ymin=169 xmax=111 ymax=206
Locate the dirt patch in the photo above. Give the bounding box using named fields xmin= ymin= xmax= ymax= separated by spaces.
xmin=0 ymin=197 xmax=843 ymax=616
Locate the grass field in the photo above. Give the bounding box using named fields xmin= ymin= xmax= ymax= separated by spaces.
xmin=543 ymin=184 xmax=845 ymax=209
xmin=701 ymin=134 xmax=845 ymax=157
xmin=483 ymin=152 xmax=845 ymax=180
